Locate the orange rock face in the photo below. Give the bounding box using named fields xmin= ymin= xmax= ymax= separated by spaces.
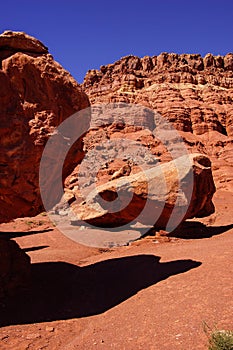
xmin=0 ymin=31 xmax=90 ymax=223
xmin=80 ymin=53 xmax=233 ymax=212
xmin=83 ymin=53 xmax=233 ymax=136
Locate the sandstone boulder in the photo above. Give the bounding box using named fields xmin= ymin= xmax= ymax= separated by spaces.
xmin=0 ymin=30 xmax=48 ymax=56
xmin=71 ymin=153 xmax=216 ymax=229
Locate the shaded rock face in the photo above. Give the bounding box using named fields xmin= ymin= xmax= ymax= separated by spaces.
xmin=0 ymin=31 xmax=90 ymax=223
xmin=0 ymin=238 xmax=31 ymax=299
xmin=72 ymin=153 xmax=216 ymax=229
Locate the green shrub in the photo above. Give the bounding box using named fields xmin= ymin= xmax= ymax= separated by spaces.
xmin=208 ymin=330 xmax=233 ymax=350
xmin=204 ymin=323 xmax=233 ymax=350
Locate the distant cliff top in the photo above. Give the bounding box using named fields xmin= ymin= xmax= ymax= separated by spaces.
xmin=82 ymin=53 xmax=233 ymax=137
xmin=83 ymin=52 xmax=233 ymax=91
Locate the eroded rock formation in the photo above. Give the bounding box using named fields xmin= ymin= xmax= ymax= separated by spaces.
xmin=0 ymin=31 xmax=90 ymax=223
xmin=71 ymin=154 xmax=215 ymax=229
xmin=81 ymin=53 xmax=233 ymax=201
xmin=83 ymin=53 xmax=233 ymax=136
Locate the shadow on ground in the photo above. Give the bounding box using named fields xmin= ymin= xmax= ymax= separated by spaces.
xmin=0 ymin=255 xmax=201 ymax=326
xmin=169 ymin=222 xmax=233 ymax=239
xmin=22 ymin=245 xmax=49 ymax=252
xmin=0 ymin=228 xmax=53 ymax=240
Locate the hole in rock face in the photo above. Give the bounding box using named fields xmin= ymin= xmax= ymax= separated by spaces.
xmin=195 ymin=155 xmax=211 ymax=167
xmin=99 ymin=190 xmax=118 ymax=202
xmin=221 ymin=125 xmax=228 ymax=136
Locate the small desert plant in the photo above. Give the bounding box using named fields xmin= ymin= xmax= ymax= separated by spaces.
xmin=203 ymin=322 xmax=233 ymax=350
xmin=26 ymin=221 xmax=34 ymax=225
xmin=208 ymin=330 xmax=233 ymax=350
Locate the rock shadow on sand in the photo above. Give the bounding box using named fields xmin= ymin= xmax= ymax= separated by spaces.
xmin=170 ymin=222 xmax=233 ymax=239
xmin=0 ymin=228 xmax=53 ymax=240
xmin=0 ymin=255 xmax=201 ymax=326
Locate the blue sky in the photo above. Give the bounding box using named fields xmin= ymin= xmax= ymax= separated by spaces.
xmin=1 ymin=0 xmax=233 ymax=83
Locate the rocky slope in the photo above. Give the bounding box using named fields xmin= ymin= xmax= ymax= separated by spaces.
xmin=80 ymin=53 xmax=233 ymax=205
xmin=0 ymin=31 xmax=90 ymax=223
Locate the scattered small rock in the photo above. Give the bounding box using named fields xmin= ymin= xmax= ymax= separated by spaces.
xmin=45 ymin=326 xmax=55 ymax=332
xmin=26 ymin=333 xmax=41 ymax=340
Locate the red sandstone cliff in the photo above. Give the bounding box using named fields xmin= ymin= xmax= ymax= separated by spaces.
xmin=83 ymin=53 xmax=233 ymax=136
xmin=80 ymin=53 xmax=233 ymax=198
xmin=0 ymin=31 xmax=90 ymax=223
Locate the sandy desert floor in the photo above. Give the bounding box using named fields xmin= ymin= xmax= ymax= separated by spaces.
xmin=0 ymin=190 xmax=232 ymax=350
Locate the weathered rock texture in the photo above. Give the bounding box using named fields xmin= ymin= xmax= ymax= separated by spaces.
xmin=0 ymin=238 xmax=31 ymax=298
xmin=0 ymin=31 xmax=90 ymax=223
xmin=71 ymin=153 xmax=215 ymax=228
xmin=80 ymin=53 xmax=233 ymax=202
xmin=83 ymin=53 xmax=233 ymax=137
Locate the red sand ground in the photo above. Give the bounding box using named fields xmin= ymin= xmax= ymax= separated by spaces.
xmin=0 ymin=191 xmax=232 ymax=350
